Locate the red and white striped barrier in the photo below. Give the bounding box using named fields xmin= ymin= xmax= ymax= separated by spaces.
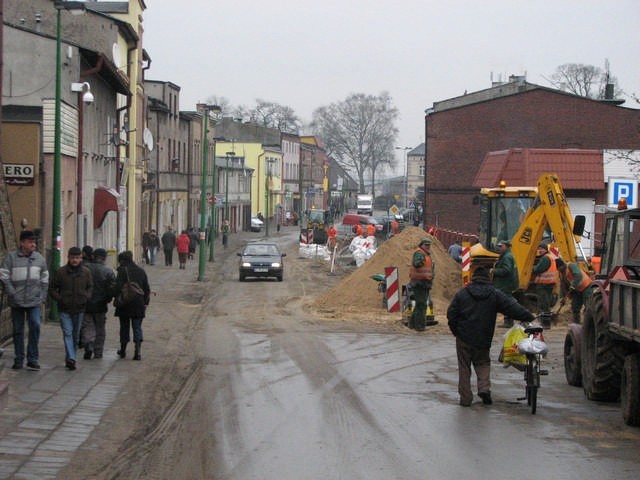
xmin=385 ymin=266 xmax=399 ymax=312
xmin=461 ymin=247 xmax=471 ymax=272
xmin=300 ymin=229 xmax=314 ymax=244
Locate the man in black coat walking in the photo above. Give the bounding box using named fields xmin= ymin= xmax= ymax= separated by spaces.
xmin=114 ymin=251 xmax=150 ymax=360
xmin=447 ymin=266 xmax=534 ymax=406
xmin=82 ymin=248 xmax=115 ymax=359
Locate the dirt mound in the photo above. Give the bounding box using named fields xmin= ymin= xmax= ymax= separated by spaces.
xmin=311 ymin=227 xmax=462 ymax=323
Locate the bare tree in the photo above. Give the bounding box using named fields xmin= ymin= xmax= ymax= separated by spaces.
xmin=248 ymin=99 xmax=301 ymax=133
xmin=548 ymin=62 xmax=623 ymax=99
xmin=605 ymin=150 xmax=640 ymax=179
xmin=311 ymin=92 xmax=399 ymax=194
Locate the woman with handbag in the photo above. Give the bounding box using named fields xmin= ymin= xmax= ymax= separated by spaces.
xmin=114 ymin=251 xmax=150 ymax=360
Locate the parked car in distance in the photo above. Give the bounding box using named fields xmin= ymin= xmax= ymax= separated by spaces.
xmin=237 ymin=241 xmax=285 ymax=281
xmin=250 ymin=216 xmax=264 ymax=232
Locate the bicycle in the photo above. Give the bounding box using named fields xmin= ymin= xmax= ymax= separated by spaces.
xmin=516 ymin=323 xmax=549 ymax=414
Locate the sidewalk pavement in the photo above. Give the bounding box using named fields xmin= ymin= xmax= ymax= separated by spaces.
xmin=0 ymin=227 xmax=281 ymax=480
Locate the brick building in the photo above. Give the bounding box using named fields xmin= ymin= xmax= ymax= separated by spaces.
xmin=424 ymin=78 xmax=640 ymax=235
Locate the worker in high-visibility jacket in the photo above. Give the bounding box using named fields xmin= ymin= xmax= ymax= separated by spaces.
xmin=326 ymin=223 xmax=338 ymax=249
xmin=532 ymin=243 xmax=558 ymax=329
xmin=556 ymin=259 xmax=593 ymax=324
xmin=409 ymin=238 xmax=438 ymax=331
xmin=365 ymin=223 xmax=376 ymax=238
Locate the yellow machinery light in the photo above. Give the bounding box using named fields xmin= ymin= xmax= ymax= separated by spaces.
xmin=499 ymin=180 xmax=507 ymax=188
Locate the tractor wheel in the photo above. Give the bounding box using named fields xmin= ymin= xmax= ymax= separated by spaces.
xmin=581 ymin=292 xmax=625 ymax=401
xmin=564 ymin=328 xmax=582 ymax=387
xmin=621 ymin=353 xmax=640 ymax=426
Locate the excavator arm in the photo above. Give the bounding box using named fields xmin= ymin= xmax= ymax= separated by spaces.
xmin=511 ymin=174 xmax=584 ymax=289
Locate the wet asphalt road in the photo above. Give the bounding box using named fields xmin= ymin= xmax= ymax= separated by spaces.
xmin=190 ymin=231 xmax=640 ymax=480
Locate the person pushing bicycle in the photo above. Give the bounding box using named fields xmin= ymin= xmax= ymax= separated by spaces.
xmin=447 ymin=266 xmax=534 ymax=407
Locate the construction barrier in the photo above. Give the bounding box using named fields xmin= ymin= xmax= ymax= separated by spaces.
xmin=385 ymin=266 xmax=399 ymax=312
xmin=300 ymin=228 xmax=314 ymax=244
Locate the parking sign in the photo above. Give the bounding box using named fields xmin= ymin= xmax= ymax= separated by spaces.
xmin=608 ymin=177 xmax=638 ymax=208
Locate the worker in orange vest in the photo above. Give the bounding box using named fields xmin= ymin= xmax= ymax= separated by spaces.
xmin=365 ymin=223 xmax=376 ymax=237
xmin=353 ymin=224 xmax=364 ymax=237
xmin=409 ymin=238 xmax=438 ymax=330
xmin=532 ymin=243 xmax=558 ymax=329
xmin=327 ymin=223 xmax=338 ymax=249
xmin=391 ymin=219 xmax=400 ymax=236
xmin=556 ymin=259 xmax=593 ymax=324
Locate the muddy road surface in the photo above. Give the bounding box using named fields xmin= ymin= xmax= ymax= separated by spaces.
xmin=63 ymin=230 xmax=640 ymax=479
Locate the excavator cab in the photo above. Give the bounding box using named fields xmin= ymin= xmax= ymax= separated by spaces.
xmin=478 ymin=187 xmax=536 ymax=252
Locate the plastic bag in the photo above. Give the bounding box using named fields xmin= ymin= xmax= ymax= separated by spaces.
xmin=500 ymin=325 xmax=527 ymax=365
xmin=518 ymin=337 xmax=549 ymax=355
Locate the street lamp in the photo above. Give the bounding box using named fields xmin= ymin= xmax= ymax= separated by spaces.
xmin=265 ymin=158 xmax=276 ymax=236
xmin=51 ymin=0 xmax=86 ymax=320
xmin=225 ymin=152 xmax=235 ymax=222
xmin=198 ymin=104 xmax=221 ymax=281
xmin=396 ymin=146 xmax=412 ymax=208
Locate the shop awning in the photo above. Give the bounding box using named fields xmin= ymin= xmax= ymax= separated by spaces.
xmin=93 ymin=187 xmax=120 ymax=228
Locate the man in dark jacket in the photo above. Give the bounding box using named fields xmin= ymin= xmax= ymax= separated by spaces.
xmin=114 ymin=251 xmax=150 ymax=360
xmin=161 ymin=226 xmax=177 ymax=266
xmin=447 ymin=266 xmax=534 ymax=406
xmin=49 ymin=247 xmax=93 ymax=370
xmin=81 ymin=248 xmax=116 ymax=359
xmin=491 ymin=240 xmax=519 ymax=328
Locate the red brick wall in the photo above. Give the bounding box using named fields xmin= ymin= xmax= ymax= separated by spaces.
xmin=425 ymin=89 xmax=640 ymax=234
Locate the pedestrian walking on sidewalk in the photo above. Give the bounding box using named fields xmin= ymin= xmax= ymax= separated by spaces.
xmin=161 ymin=226 xmax=177 ymax=266
xmin=81 ymin=248 xmax=116 ymax=359
xmin=148 ymin=229 xmax=161 ymax=265
xmin=447 ymin=266 xmax=534 ymax=407
xmin=114 ymin=251 xmax=150 ymax=360
xmin=49 ymin=247 xmax=93 ymax=370
xmin=221 ymin=220 xmax=230 ymax=249
xmin=176 ymin=230 xmax=191 ymax=269
xmin=0 ymin=230 xmax=49 ymax=371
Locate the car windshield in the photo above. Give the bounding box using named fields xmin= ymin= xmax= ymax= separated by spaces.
xmin=244 ymin=244 xmax=279 ymax=256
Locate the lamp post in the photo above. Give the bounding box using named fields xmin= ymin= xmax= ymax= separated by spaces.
xmin=198 ymin=104 xmax=220 ymax=281
xmin=396 ymin=146 xmax=412 ymax=208
xmin=225 ymin=152 xmax=235 ymax=222
xmin=51 ymin=1 xmax=86 ymax=320
xmin=265 ymin=158 xmax=275 ymax=237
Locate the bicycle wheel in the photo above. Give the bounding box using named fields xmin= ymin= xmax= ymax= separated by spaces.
xmin=525 ymin=358 xmax=534 ymax=406
xmin=530 ymin=356 xmax=539 ymax=414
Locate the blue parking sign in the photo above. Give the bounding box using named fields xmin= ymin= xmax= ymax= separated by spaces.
xmin=609 ymin=178 xmax=638 ymax=208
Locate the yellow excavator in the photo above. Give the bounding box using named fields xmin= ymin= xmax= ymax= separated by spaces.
xmin=465 ymin=174 xmax=590 ymax=305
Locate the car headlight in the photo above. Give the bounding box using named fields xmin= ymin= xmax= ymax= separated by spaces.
xmin=241 ymin=262 xmax=251 ymax=267
xmin=271 ymin=262 xmax=281 ymax=268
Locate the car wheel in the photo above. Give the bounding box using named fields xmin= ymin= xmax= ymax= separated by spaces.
xmin=277 ymin=274 xmax=283 ymax=282
xmin=239 ymin=273 xmax=245 ymax=282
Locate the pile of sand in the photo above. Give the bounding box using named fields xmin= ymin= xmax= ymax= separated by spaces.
xmin=310 ymin=227 xmax=462 ymax=324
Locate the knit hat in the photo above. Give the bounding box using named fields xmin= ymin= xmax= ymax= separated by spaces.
xmin=93 ymin=248 xmax=107 ymax=258
xmin=419 ymin=238 xmax=432 ymax=247
xmin=538 ymin=242 xmax=548 ymax=251
xmin=19 ymin=230 xmax=36 ymax=241
xmin=472 ymin=266 xmax=491 ymax=280
xmin=68 ymin=246 xmax=82 ymax=256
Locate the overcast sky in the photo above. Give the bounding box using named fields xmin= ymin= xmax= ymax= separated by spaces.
xmin=142 ymin=0 xmax=640 ymax=171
